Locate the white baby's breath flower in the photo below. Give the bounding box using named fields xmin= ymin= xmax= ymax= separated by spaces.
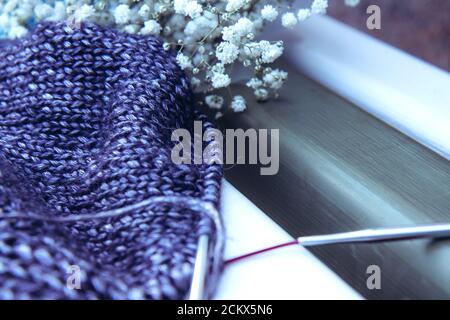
xmin=185 ymin=1 xmax=203 ymax=18
xmin=297 ymin=9 xmax=311 ymax=22
xmin=3 ymin=0 xmax=19 ymax=13
xmin=216 ymin=41 xmax=239 ymax=64
xmin=176 ymin=0 xmax=203 ymax=18
xmin=124 ymin=24 xmax=139 ymax=34
xmin=185 ymin=14 xmax=218 ymax=42
xmin=51 ymin=1 xmax=67 ymax=21
xmin=13 ymin=2 xmax=34 ymax=21
xmin=168 ymin=14 xmax=187 ymax=30
xmin=114 ymin=4 xmax=131 ymax=25
xmin=226 ymin=0 xmax=246 ymax=12
xmin=174 ymin=0 xmax=188 ymax=14
xmin=246 ymin=78 xmax=263 ymax=90
xmin=73 ymin=4 xmax=94 ymax=23
xmin=259 ymin=41 xmax=284 ymax=64
xmin=222 ymin=17 xmax=253 ymax=44
xmin=34 ymin=4 xmax=53 ymax=20
xmin=140 ymin=20 xmax=162 ymax=35
xmin=176 ymin=53 xmax=193 ymax=70
xmin=311 ymin=0 xmax=329 ymax=15
xmin=233 ymin=17 xmax=253 ymax=35
xmin=205 ymin=95 xmax=224 ymax=109
xmin=243 ymin=43 xmax=260 ymax=59
xmin=0 ymin=13 xmax=10 ymax=29
xmin=231 ymin=95 xmax=246 ymax=112
xmin=154 ymin=2 xmax=168 ymax=14
xmin=221 ymin=27 xmax=238 ymax=44
xmin=255 ymin=88 xmax=269 ymax=101
xmin=252 ymin=17 xmax=264 ymax=30
xmin=211 ymin=72 xmax=231 ymax=89
xmin=261 ymin=5 xmax=278 ymax=22
xmin=263 ymin=69 xmax=288 ymax=90
xmin=281 ymin=12 xmax=297 ymax=29
xmin=138 ymin=4 xmax=151 ymax=18
xmin=8 ymin=24 xmax=27 ymax=39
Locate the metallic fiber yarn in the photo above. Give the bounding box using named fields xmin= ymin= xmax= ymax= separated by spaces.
xmin=0 ymin=22 xmax=223 ymax=299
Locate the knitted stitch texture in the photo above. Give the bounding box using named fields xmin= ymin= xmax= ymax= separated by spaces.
xmin=0 ymin=22 xmax=223 ymax=299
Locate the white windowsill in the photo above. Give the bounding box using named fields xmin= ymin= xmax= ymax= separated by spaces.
xmin=285 ymin=16 xmax=450 ymax=160
xmin=215 ymin=181 xmax=361 ymax=299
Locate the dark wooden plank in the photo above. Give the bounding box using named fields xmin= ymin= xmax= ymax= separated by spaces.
xmin=219 ymin=61 xmax=450 ymax=299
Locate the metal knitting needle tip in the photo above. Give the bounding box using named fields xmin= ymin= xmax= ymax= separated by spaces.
xmin=189 ymin=234 xmax=209 ymax=300
xmin=297 ymin=223 xmax=450 ymax=247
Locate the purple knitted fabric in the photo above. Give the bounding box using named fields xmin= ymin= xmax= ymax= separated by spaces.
xmin=0 ymin=22 xmax=223 ymax=299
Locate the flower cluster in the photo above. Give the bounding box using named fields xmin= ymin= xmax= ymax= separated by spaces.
xmin=0 ymin=0 xmax=359 ymax=115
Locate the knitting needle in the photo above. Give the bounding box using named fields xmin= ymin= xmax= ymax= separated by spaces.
xmin=225 ymin=223 xmax=450 ymax=265
xmin=297 ymin=223 xmax=450 ymax=246
xmin=195 ymin=224 xmax=450 ymax=294
xmin=189 ymin=234 xmax=210 ymax=300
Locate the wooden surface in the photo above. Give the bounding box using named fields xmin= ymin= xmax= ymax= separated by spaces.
xmin=329 ymin=0 xmax=450 ymax=72
xmin=219 ymin=60 xmax=450 ymax=299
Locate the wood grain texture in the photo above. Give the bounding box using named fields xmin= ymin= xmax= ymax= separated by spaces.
xmin=219 ymin=61 xmax=450 ymax=299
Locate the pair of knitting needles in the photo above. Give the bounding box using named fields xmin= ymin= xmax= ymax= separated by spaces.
xmin=189 ymin=223 xmax=450 ymax=300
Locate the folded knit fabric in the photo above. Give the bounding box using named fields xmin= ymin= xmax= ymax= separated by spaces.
xmin=0 ymin=22 xmax=223 ymax=299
